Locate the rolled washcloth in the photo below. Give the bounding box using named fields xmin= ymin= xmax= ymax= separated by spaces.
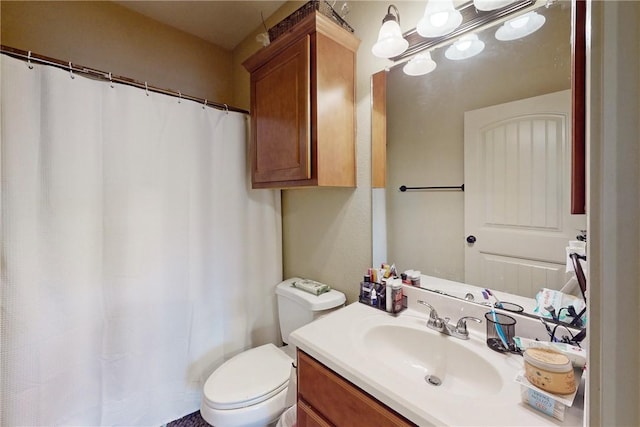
xmin=292 ymin=279 xmax=331 ymax=296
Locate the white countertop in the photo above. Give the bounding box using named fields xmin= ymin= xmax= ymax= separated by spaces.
xmin=290 ymin=301 xmax=584 ymax=427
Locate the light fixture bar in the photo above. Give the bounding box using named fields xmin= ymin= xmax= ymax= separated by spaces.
xmin=390 ymin=0 xmax=535 ymax=61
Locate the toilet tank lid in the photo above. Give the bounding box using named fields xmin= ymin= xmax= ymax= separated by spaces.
xmin=276 ymin=278 xmax=346 ymax=311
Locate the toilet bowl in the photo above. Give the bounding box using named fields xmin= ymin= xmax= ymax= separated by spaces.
xmin=200 ymin=344 xmax=294 ymax=427
xmin=200 ymin=278 xmax=345 ymax=427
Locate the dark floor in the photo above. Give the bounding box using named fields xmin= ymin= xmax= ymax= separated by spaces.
xmin=167 ymin=410 xmax=209 ymax=427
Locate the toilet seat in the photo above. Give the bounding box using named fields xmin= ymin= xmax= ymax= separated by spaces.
xmin=203 ymin=343 xmax=293 ymax=410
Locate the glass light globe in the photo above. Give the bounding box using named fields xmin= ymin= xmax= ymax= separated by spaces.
xmin=445 ymin=34 xmax=485 ymax=60
xmin=495 ymin=11 xmax=546 ymax=41
xmin=417 ymin=0 xmax=463 ymax=38
xmin=403 ymin=52 xmax=437 ymax=76
xmin=372 ymin=20 xmax=409 ymax=58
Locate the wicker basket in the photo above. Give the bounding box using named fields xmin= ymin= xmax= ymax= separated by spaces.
xmin=268 ymin=0 xmax=354 ymax=42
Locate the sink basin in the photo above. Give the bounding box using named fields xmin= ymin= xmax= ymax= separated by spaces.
xmin=291 ymin=302 xmax=583 ymax=426
xmin=361 ymin=323 xmax=503 ymax=397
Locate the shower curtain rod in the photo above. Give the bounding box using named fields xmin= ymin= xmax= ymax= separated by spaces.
xmin=0 ymin=45 xmax=249 ymax=114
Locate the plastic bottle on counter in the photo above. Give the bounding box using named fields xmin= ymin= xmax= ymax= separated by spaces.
xmin=385 ymin=279 xmax=393 ymax=312
xmin=392 ymin=279 xmax=404 ymax=313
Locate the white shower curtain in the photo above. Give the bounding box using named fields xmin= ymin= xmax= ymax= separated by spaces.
xmin=0 ymin=55 xmax=282 ymax=426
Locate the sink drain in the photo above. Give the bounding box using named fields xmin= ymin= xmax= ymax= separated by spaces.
xmin=424 ymin=375 xmax=442 ymax=386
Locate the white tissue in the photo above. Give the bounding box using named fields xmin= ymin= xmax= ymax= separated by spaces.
xmin=533 ymin=288 xmax=586 ymax=324
xmin=565 ymin=240 xmax=586 ymax=273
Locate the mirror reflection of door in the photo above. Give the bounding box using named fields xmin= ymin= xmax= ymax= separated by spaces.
xmin=464 ymin=90 xmax=586 ymax=298
xmin=382 ymin=1 xmax=575 ymax=303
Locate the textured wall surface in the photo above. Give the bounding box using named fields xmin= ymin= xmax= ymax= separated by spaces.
xmin=1 ymin=1 xmax=233 ymax=105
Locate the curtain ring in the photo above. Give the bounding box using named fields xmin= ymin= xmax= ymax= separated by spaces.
xmin=223 ymin=104 xmax=229 ymax=115
xmin=108 ymin=72 xmax=114 ymax=88
xmin=145 ymin=82 xmax=149 ymax=96
xmin=69 ymin=61 xmax=75 ymax=79
xmin=203 ymin=99 xmax=207 ymax=109
xmin=178 ymin=91 xmax=182 ymax=104
xmin=27 ymin=51 xmax=34 ymax=69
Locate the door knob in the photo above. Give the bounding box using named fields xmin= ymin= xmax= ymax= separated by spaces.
xmin=466 ymin=235 xmax=476 ymax=244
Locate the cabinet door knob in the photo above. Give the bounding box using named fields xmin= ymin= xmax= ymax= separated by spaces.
xmin=466 ymin=235 xmax=477 ymax=244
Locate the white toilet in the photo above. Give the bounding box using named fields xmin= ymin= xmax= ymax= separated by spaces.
xmin=200 ymin=278 xmax=346 ymax=427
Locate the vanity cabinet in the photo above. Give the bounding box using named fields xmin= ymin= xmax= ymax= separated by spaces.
xmin=242 ymin=13 xmax=359 ymax=189
xmin=297 ymin=350 xmax=415 ymax=427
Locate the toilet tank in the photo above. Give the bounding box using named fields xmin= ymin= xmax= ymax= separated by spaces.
xmin=276 ymin=278 xmax=346 ymax=343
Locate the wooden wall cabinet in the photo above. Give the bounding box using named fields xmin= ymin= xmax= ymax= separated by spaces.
xmin=243 ymin=13 xmax=359 ymax=189
xmin=297 ymin=350 xmax=415 ymax=427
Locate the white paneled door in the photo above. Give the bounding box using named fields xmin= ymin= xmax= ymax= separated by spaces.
xmin=464 ymin=90 xmax=586 ymax=298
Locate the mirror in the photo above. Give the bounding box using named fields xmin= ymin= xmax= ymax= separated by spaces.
xmin=374 ymin=0 xmax=587 ymax=325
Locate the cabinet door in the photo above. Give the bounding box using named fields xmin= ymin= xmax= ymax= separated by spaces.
xmin=250 ymin=36 xmax=311 ymax=185
xmin=298 ymin=351 xmax=415 ymax=427
xmin=298 ymin=400 xmax=332 ymax=427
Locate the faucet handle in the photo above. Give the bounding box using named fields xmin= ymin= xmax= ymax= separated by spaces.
xmin=455 ymin=316 xmax=483 ymax=337
xmin=417 ymin=300 xmax=445 ymax=329
xmin=417 ymin=300 xmax=438 ymax=319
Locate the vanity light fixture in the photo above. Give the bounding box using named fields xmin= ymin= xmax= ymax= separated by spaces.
xmin=372 ymin=4 xmax=409 ymax=58
xmin=402 ymin=51 xmax=437 ymax=76
xmin=472 ymin=0 xmax=517 ymax=11
xmin=495 ymin=10 xmax=546 ymax=41
xmin=444 ymin=34 xmax=485 ymax=60
xmin=416 ymin=0 xmax=463 ymax=38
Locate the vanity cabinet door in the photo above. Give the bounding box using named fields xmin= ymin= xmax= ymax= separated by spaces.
xmin=297 ymin=350 xmax=415 ymax=427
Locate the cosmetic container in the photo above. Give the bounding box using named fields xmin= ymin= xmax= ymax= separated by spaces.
xmin=401 ymin=270 xmax=412 ymax=285
xmin=391 ymin=279 xmax=403 ymax=313
xmin=520 ymin=386 xmax=567 ymax=420
xmin=409 ymin=271 xmax=421 ymax=287
xmin=359 ymin=275 xmax=372 ymax=301
xmin=523 ymin=348 xmax=576 ymax=394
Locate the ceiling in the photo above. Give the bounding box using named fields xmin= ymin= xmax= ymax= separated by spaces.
xmin=114 ymin=1 xmax=288 ymax=51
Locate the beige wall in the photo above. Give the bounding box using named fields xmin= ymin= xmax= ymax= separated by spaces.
xmin=231 ymin=1 xmax=303 ymax=110
xmin=1 ymin=1 xmax=233 ymax=104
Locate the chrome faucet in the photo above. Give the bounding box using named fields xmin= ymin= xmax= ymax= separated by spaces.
xmin=417 ymin=300 xmax=482 ymax=340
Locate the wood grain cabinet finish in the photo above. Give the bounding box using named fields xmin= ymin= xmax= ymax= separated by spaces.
xmin=243 ymin=13 xmax=359 ymax=188
xmin=297 ymin=350 xmax=416 ymax=427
